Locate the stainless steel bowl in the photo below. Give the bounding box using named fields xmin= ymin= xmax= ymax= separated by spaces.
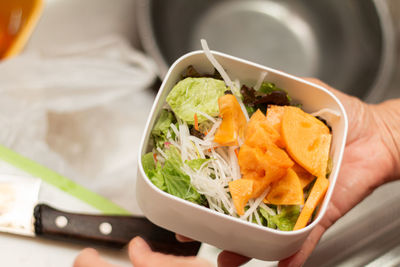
xmin=137 ymin=0 xmax=396 ymax=102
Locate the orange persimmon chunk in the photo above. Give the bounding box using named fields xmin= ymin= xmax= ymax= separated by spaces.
xmin=281 ymin=106 xmax=332 ymax=178
xmin=292 ymin=163 xmax=315 ymax=188
xmin=214 ymin=112 xmax=237 ymax=146
xmin=266 ymin=168 xmax=304 ymax=205
xmin=266 ymin=105 xmax=286 ymax=148
xmin=242 ymin=169 xmax=283 ymax=199
xmin=238 ymin=143 xmax=293 ymax=180
xmin=245 ymin=124 xmax=278 ymax=151
xmin=244 ymin=109 xmax=265 ymax=137
xmin=293 ymin=176 xmax=329 ymax=230
xmin=229 ymin=179 xmax=254 ymax=216
xmin=214 ymin=94 xmax=247 ymax=146
xmin=238 ymin=144 xmax=266 ymax=175
xmin=245 ymin=109 xmax=280 ymax=146
xmin=238 ymin=142 xmax=293 ymax=201
xmin=264 ymin=141 xmax=294 ymax=169
xmin=266 ymin=105 xmax=285 ymax=133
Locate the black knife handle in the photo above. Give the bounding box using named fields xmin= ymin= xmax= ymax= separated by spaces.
xmin=33 ymin=204 xmax=201 ymax=256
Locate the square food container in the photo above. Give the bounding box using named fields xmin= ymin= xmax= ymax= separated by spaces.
xmin=136 ymin=51 xmax=348 ymax=261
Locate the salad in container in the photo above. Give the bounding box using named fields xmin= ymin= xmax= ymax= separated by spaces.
xmin=137 ymin=40 xmax=348 ymax=260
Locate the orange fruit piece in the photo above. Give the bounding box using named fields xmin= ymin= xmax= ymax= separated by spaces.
xmin=281 ymin=106 xmax=331 ymax=178
xmin=245 ymin=123 xmax=279 ymax=151
xmin=229 ymin=178 xmax=254 ymax=216
xmin=245 ymin=109 xmax=281 ymax=146
xmin=266 ymin=168 xmax=304 ymax=205
xmin=266 ymin=105 xmax=286 ymax=148
xmin=244 ymin=109 xmax=265 ymax=139
xmin=266 ymin=105 xmax=285 ymax=132
xmin=238 ymin=144 xmax=266 ymax=175
xmin=214 ymin=94 xmax=247 ymax=146
xmin=293 ymin=176 xmax=329 ymax=230
xmin=292 ymin=163 xmax=316 ymax=188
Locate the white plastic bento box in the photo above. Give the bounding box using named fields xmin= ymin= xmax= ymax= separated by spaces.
xmin=136 ymin=50 xmax=348 ymax=261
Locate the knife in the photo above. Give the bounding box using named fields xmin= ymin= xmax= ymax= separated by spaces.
xmin=0 ymin=174 xmax=201 ymax=256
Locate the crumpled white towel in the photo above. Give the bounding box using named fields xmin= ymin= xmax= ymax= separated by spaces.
xmin=0 ymin=36 xmax=158 ymax=214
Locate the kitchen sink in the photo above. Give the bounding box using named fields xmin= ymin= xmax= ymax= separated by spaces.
xmin=137 ymin=0 xmax=399 ymax=103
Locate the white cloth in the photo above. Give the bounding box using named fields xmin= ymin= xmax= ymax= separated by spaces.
xmin=0 ymin=36 xmax=157 ymax=214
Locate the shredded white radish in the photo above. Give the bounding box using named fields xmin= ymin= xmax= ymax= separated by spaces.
xmin=166 ymin=114 xmax=240 ymax=215
xmin=254 ymin=71 xmax=268 ymax=91
xmin=241 ymin=187 xmax=271 ymax=220
xmin=156 ymin=147 xmax=167 ymax=159
xmin=195 ymin=110 xmax=217 ymax=123
xmin=260 ymin=202 xmax=276 ymax=216
xmin=169 ymin=123 xmax=179 ymax=138
xmin=253 ymin=205 xmax=262 ymax=225
xmin=238 ymin=99 xmax=250 ymax=122
xmin=203 ymin=119 xmax=221 ymax=142
xmin=228 ymin=146 xmax=240 ymax=180
xmin=311 ymin=108 xmax=341 ymax=118
xmin=233 ymin=79 xmax=241 ymax=95
xmin=200 ymin=39 xmax=249 ymax=122
xmin=311 ymin=108 xmax=341 ymax=130
xmin=201 ymin=39 xmax=234 ymax=90
xmin=234 ymin=79 xmax=240 ymax=88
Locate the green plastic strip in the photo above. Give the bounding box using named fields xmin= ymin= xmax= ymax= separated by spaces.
xmin=0 ymin=144 xmax=131 ymax=215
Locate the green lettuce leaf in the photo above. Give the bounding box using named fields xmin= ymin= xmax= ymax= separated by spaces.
xmin=259 ymin=82 xmax=281 ymax=94
xmin=185 ymin=158 xmax=210 ymax=171
xmin=259 ymin=207 xmax=277 ymax=229
xmin=143 ymin=147 xmax=206 ymax=205
xmin=141 ymin=153 xmax=166 ymax=191
xmin=163 ymin=147 xmax=206 ymax=205
xmin=271 ymin=206 xmax=300 ymax=231
xmin=166 ymin=77 xmax=227 ymax=124
xmin=151 ymin=109 xmax=175 ymax=148
xmin=259 ymin=205 xmax=300 ymax=231
xmin=142 ymin=152 xmax=155 ymax=171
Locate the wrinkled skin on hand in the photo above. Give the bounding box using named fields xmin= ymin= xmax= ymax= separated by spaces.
xmin=74 ymin=79 xmax=400 ymax=267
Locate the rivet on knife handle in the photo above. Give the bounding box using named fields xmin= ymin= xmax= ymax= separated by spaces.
xmin=33 ymin=204 xmax=201 ymax=256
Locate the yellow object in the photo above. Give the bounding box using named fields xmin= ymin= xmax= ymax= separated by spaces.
xmin=0 ymin=0 xmax=43 ymax=59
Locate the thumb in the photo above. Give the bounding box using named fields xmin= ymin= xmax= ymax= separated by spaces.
xmin=74 ymin=248 xmax=119 ymax=267
xmin=128 ymin=236 xmax=213 ymax=267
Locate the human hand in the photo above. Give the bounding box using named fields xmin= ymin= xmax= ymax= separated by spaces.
xmin=73 ymin=236 xmax=212 ymax=267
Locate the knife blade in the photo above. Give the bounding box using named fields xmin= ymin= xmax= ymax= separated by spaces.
xmin=0 ymin=174 xmax=201 ymax=256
